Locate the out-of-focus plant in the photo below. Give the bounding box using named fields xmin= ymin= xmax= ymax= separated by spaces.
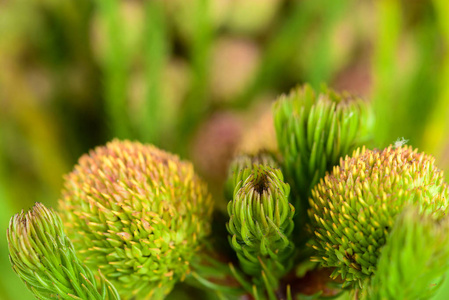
xmin=363 ymin=206 xmax=449 ymax=300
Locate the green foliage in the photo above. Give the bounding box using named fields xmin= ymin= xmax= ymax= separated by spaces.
xmin=7 ymin=203 xmax=120 ymax=300
xmin=273 ymin=84 xmax=373 ymax=211
xmin=226 ymin=162 xmax=295 ymax=279
xmin=58 ymin=140 xmax=214 ymax=299
xmin=308 ymin=145 xmax=449 ymax=287
xmin=96 ymin=0 xmax=132 ymax=139
xmin=225 ymin=152 xmax=279 ymax=200
xmin=364 ymin=206 xmax=449 ymax=299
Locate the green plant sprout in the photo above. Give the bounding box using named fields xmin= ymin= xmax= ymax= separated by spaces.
xmin=227 ymin=158 xmax=295 ymax=280
xmin=7 ymin=85 xmax=449 ymax=299
xmin=7 ymin=203 xmax=120 ymax=300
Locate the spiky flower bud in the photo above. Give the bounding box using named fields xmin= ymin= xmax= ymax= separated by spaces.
xmin=7 ymin=202 xmax=120 ymax=300
xmin=273 ymin=84 xmax=373 ymax=208
xmin=364 ymin=206 xmax=449 ymax=300
xmin=225 ymin=151 xmax=278 ymax=200
xmin=227 ymin=164 xmax=295 ymax=278
xmin=58 ymin=140 xmax=213 ymax=299
xmin=308 ymin=145 xmax=449 ymax=287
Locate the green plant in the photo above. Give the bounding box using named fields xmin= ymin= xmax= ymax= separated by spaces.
xmin=7 ymin=84 xmax=449 ymax=299
xmin=58 ymin=140 xmax=213 ymax=299
xmin=227 ymin=158 xmax=295 ymax=279
xmin=363 ymin=206 xmax=449 ymax=300
xmin=308 ymin=145 xmax=448 ymax=287
xmin=7 ymin=203 xmax=120 ymax=299
xmin=273 ymin=84 xmax=373 ymax=214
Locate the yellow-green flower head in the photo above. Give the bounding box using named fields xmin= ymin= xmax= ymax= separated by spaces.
xmin=308 ymin=145 xmax=449 ymax=287
xmin=7 ymin=203 xmax=120 ymax=300
xmin=273 ymin=84 xmax=373 ymax=207
xmin=58 ymin=140 xmax=213 ymax=299
xmin=227 ymin=164 xmax=295 ymax=277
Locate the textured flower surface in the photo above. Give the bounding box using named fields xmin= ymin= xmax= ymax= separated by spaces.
xmin=308 ymin=145 xmax=449 ymax=287
xmin=273 ymin=84 xmax=373 ymax=209
xmin=227 ymin=160 xmax=295 ymax=278
xmin=7 ymin=202 xmax=120 ymax=300
xmin=59 ymin=140 xmax=213 ymax=299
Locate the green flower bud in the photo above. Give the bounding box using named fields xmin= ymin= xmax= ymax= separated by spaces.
xmin=7 ymin=202 xmax=120 ymax=300
xmin=365 ymin=206 xmax=449 ymax=300
xmin=308 ymin=145 xmax=449 ymax=287
xmin=227 ymin=164 xmax=295 ymax=278
xmin=273 ymin=84 xmax=373 ymax=208
xmin=58 ymin=140 xmax=213 ymax=299
xmin=225 ymin=151 xmax=279 ymax=200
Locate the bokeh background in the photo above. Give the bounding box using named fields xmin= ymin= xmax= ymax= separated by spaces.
xmin=2 ymin=0 xmax=449 ymax=299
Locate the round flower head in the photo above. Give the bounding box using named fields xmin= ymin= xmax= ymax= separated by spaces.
xmin=308 ymin=145 xmax=449 ymax=287
xmin=273 ymin=84 xmax=373 ymax=209
xmin=59 ymin=140 xmax=213 ymax=299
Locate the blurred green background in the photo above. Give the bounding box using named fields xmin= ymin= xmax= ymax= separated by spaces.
xmin=1 ymin=0 xmax=449 ymax=299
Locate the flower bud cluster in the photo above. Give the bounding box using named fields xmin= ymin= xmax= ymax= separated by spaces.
xmin=59 ymin=140 xmax=213 ymax=298
xmin=308 ymin=145 xmax=449 ymax=286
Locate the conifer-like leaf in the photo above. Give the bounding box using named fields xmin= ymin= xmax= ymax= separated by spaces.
xmin=364 ymin=206 xmax=449 ymax=299
xmin=7 ymin=202 xmax=120 ymax=300
xmin=226 ymin=155 xmax=295 ymax=280
xmin=225 ymin=152 xmax=279 ymax=200
xmin=273 ymin=84 xmax=373 ymax=210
